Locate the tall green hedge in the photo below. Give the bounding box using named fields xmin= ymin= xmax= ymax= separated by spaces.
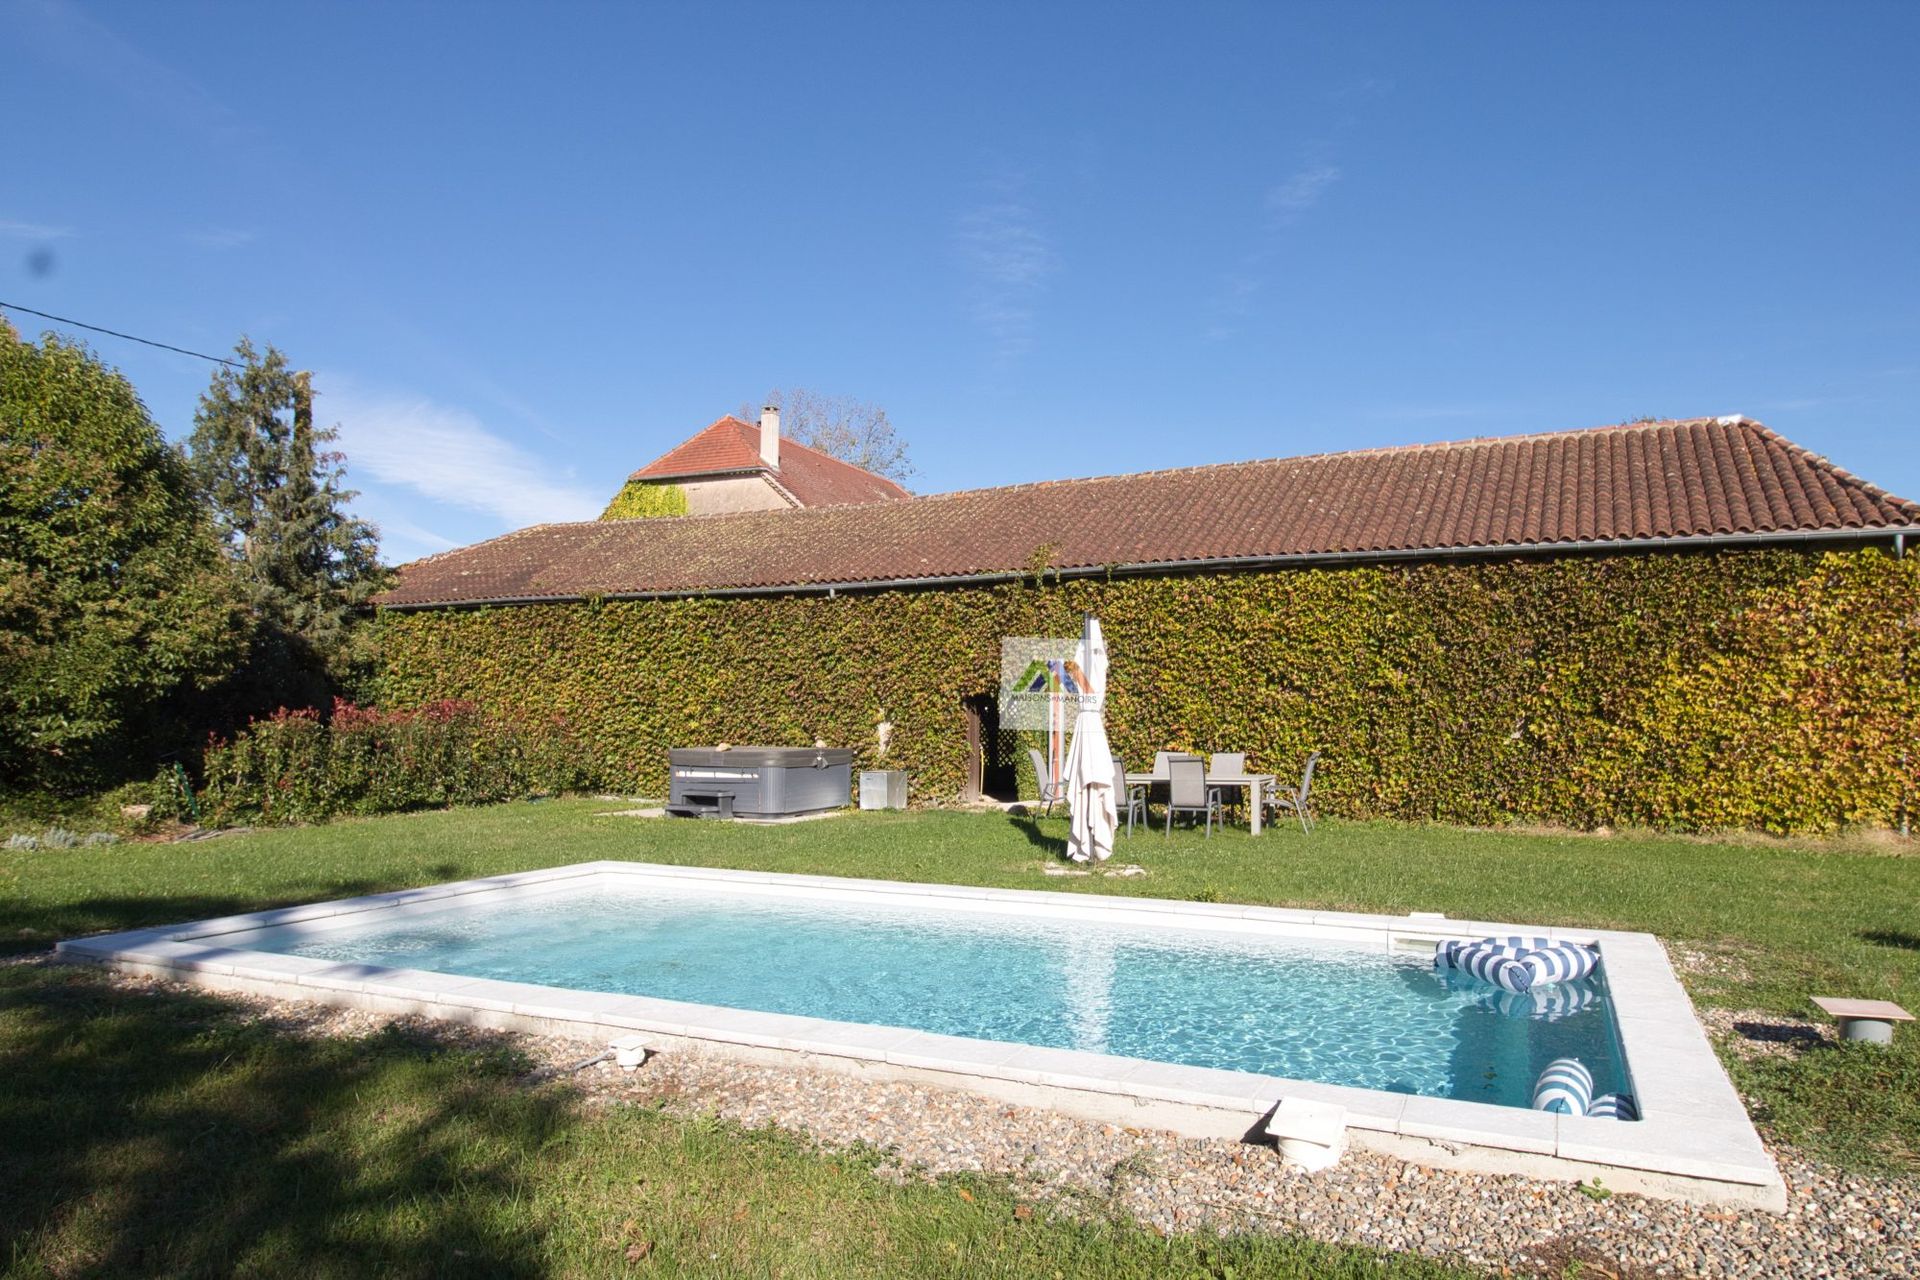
xmin=377 ymin=549 xmax=1919 ymax=834
xmin=182 ymin=700 xmax=589 ymax=827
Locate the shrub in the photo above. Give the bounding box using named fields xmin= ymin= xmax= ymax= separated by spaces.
xmin=189 ymin=699 xmax=588 ymax=827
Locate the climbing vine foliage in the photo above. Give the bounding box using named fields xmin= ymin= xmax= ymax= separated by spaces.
xmin=600 ymin=481 xmax=689 ymax=520
xmin=376 ymin=550 xmax=1919 ymax=835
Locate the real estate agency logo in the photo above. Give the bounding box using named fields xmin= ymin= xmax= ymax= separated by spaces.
xmin=998 ymin=636 xmax=1089 ymax=730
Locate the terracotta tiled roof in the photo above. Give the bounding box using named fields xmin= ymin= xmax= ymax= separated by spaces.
xmin=630 ymin=415 xmax=913 ymax=508
xmin=768 ymin=437 xmax=915 ymax=507
xmin=382 ymin=418 xmax=1920 ymax=608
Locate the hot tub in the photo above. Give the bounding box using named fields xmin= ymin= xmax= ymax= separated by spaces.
xmin=666 ymin=746 xmax=852 ymax=818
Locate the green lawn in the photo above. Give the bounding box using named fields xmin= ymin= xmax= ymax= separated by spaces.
xmin=3 ymin=800 xmax=1917 ymax=1276
xmin=1 ymin=962 xmax=1470 ymax=1280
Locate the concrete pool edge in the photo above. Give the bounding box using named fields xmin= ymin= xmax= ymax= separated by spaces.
xmin=54 ymin=860 xmax=1787 ymax=1212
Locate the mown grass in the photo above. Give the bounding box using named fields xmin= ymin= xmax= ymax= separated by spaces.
xmin=2 ymin=800 xmax=1916 ymax=1275
xmin=0 ymin=960 xmax=1469 ymax=1279
xmin=8 ymin=800 xmax=1914 ymax=1017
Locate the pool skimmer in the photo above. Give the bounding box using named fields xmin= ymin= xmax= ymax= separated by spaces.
xmin=610 ymin=1034 xmax=652 ymax=1070
xmin=1266 ymin=1098 xmax=1349 ymax=1172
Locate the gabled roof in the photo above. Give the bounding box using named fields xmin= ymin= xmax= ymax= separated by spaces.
xmin=629 ymin=416 xmax=767 ymax=480
xmin=629 ymin=415 xmax=913 ymax=508
xmin=382 ymin=417 xmax=1920 ymax=609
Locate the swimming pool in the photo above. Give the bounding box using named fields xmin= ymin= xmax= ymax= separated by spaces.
xmin=243 ymin=878 xmax=1625 ymax=1111
xmin=55 ymin=861 xmax=1785 ymax=1210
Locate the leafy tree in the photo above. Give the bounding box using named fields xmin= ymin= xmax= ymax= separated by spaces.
xmin=0 ymin=318 xmax=249 ymax=791
xmin=744 ymin=388 xmax=915 ymax=481
xmin=187 ymin=341 xmax=388 ymax=698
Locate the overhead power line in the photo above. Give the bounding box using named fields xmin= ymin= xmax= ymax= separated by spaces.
xmin=0 ymin=299 xmax=243 ymax=368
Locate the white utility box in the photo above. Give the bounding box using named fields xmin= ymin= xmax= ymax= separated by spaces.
xmin=859 ymin=770 xmax=907 ymax=810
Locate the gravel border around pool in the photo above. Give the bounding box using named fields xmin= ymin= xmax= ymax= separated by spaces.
xmin=32 ymin=960 xmax=1915 ymax=1279
xmin=54 ymin=860 xmax=1785 ymax=1210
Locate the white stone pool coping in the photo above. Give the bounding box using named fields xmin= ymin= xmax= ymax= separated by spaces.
xmin=55 ymin=860 xmax=1785 ymax=1212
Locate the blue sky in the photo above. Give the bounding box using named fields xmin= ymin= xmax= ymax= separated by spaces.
xmin=4 ymin=0 xmax=1917 ymax=563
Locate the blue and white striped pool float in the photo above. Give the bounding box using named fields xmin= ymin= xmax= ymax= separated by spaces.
xmin=1436 ymin=936 xmax=1600 ymax=994
xmin=1531 ymin=1058 xmax=1595 ymax=1115
xmin=1528 ymin=1061 xmax=1635 ymax=1121
xmin=1526 ymin=940 xmax=1600 ymax=985
xmin=1463 ymin=947 xmax=1535 ymax=993
xmin=1437 ymin=936 xmax=1548 ymax=967
xmin=1587 ymin=1092 xmax=1639 ymax=1121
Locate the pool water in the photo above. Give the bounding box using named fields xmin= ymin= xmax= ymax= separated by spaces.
xmin=256 ymin=883 xmax=1626 ymax=1109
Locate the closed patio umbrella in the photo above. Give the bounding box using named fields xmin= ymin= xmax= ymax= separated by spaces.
xmin=1065 ymin=614 xmax=1116 ymax=863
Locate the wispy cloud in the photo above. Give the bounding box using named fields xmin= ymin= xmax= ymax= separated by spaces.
xmin=354 ymin=502 xmax=462 ymax=566
xmin=1204 ymin=158 xmax=1345 ymax=341
xmin=5 ymin=0 xmax=254 ymax=144
xmin=320 ymin=381 xmax=603 ymax=530
xmin=1202 ymin=271 xmax=1267 ymax=343
xmin=1265 ymin=163 xmax=1342 ymax=220
xmin=1326 ymin=76 xmax=1393 ymax=103
xmin=955 ymin=187 xmax=1057 ymax=365
xmin=186 ymin=226 xmax=257 ymax=249
xmin=0 ymin=219 xmax=74 ymax=239
xmin=379 ymin=515 xmax=460 ymax=554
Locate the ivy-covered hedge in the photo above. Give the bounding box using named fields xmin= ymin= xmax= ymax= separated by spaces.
xmin=178 ymin=700 xmax=588 ymax=826
xmin=377 ymin=550 xmax=1919 ymax=834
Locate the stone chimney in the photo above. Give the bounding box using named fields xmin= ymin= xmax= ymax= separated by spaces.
xmin=759 ymin=404 xmax=780 ymax=470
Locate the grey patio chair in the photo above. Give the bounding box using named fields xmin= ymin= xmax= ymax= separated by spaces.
xmin=1210 ymin=753 xmax=1246 ymax=816
xmin=1263 ymin=751 xmax=1321 ymax=833
xmin=1164 ymin=756 xmax=1223 ymax=838
xmin=1113 ymin=756 xmax=1146 ymax=835
xmin=1027 ymin=747 xmax=1066 ymax=816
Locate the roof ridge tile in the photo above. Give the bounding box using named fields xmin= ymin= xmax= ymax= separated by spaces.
xmin=383 ymin=418 xmax=1920 ymax=601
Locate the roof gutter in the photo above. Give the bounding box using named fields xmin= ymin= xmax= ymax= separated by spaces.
xmin=627 ymin=466 xmax=766 ymax=484
xmin=378 ymin=524 xmax=1920 ymax=611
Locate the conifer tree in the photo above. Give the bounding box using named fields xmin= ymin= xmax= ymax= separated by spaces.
xmin=188 ymin=340 xmax=387 ymax=694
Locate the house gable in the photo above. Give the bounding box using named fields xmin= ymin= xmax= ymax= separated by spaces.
xmin=611 ymin=414 xmax=912 ymax=517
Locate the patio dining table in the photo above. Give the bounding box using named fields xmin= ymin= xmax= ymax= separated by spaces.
xmin=1125 ymin=761 xmax=1278 ymax=836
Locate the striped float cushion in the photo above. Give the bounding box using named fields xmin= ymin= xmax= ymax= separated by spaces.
xmin=1531 ymin=1058 xmax=1595 ymax=1115
xmin=1488 ymin=935 xmax=1554 ymax=953
xmin=1435 ymin=937 xmax=1552 ymax=968
xmin=1435 ymin=937 xmax=1600 ymax=993
xmin=1525 ymin=941 xmax=1599 ymax=985
xmin=1587 ymin=1092 xmax=1639 ymax=1121
xmin=1462 ymin=947 xmax=1535 ymax=993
